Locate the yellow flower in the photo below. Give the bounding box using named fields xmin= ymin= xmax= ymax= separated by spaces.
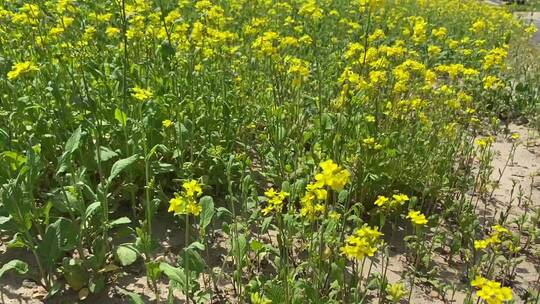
xmin=510 ymin=133 xmax=520 ymax=140
xmin=474 ymin=239 xmax=491 ymax=250
xmin=376 ymin=194 xmax=409 ymax=212
xmin=131 ymin=86 xmax=154 ymax=101
xmin=186 ymin=201 xmax=202 ymax=216
xmin=299 ymin=0 xmax=324 ymax=21
xmin=169 ymin=179 xmax=204 ymax=216
xmin=428 ymin=45 xmax=441 ymax=56
xmin=105 ymin=26 xmax=121 ymax=38
xmin=483 ymin=75 xmax=503 ymax=90
xmin=362 ymin=137 xmax=383 ymax=150
xmin=470 ymin=20 xmax=486 ymax=33
xmin=168 ymin=193 xmax=187 ymax=214
xmin=525 ymin=24 xmax=537 ymax=35
xmin=406 ymin=210 xmax=428 ymax=226
xmin=471 ymin=276 xmax=512 ymax=304
xmin=392 ymin=194 xmax=409 ymax=204
xmin=286 ymin=56 xmax=310 ymax=87
xmin=365 ymin=115 xmax=376 ymax=122
xmin=329 ymin=211 xmax=341 ymax=220
xmin=7 ymin=61 xmax=39 ymax=80
xmin=387 ymin=282 xmax=406 ymax=303
xmin=261 ymin=187 xmax=289 ymax=215
xmin=162 ymin=119 xmax=174 ymax=128
xmin=474 ymin=224 xmax=512 ymax=251
xmin=341 ymin=225 xmax=383 ymax=260
xmin=314 ymin=159 xmax=350 ymax=191
xmin=374 ymin=195 xmax=389 ymax=207
xmin=471 ymin=276 xmax=488 ymax=287
xmin=251 ymin=292 xmax=272 ymax=304
xmin=182 ymin=180 xmax=202 ymax=198
xmin=432 ymin=27 xmax=447 ymax=39
xmin=492 ymin=224 xmax=509 ymax=234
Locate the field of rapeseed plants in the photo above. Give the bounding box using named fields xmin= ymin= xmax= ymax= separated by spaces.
xmin=1 ymin=0 xmax=539 ymax=303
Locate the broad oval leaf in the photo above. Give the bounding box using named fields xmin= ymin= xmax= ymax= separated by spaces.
xmin=0 ymin=260 xmax=28 ymax=278
xmin=108 ymin=154 xmax=139 ymax=183
xmin=115 ymin=245 xmax=139 ymax=266
xmin=199 ymin=196 xmax=214 ymax=231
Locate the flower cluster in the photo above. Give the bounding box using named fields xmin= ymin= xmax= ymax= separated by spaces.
xmin=474 ymin=225 xmax=512 ymax=251
xmin=131 ymin=86 xmax=154 ymax=102
xmin=374 ymin=193 xmax=409 ymax=212
xmin=314 ymin=159 xmax=351 ymax=191
xmin=471 ymin=276 xmax=512 ymax=304
xmin=387 ymin=282 xmax=406 ymax=303
xmin=406 ymin=210 xmax=428 ymax=226
xmin=7 ymin=61 xmax=39 ymax=80
xmin=299 ymin=182 xmax=327 ymax=220
xmin=168 ymin=180 xmax=203 ymax=216
xmin=261 ymin=187 xmax=289 ymax=216
xmin=341 ymin=225 xmax=383 ymax=260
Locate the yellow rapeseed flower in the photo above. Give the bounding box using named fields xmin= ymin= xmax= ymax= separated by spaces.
xmin=341 ymin=225 xmax=383 ymax=260
xmin=406 ymin=210 xmax=428 ymax=226
xmin=261 ymin=187 xmax=289 ymax=215
xmin=131 ymin=86 xmax=154 ymax=101
xmin=162 ymin=119 xmax=174 ymax=128
xmin=387 ymin=282 xmax=406 ymax=303
xmin=168 ymin=179 xmax=203 ymax=216
xmin=183 ymin=179 xmax=202 ymax=198
xmin=314 ymin=159 xmax=350 ymax=191
xmin=7 ymin=61 xmax=39 ymax=80
xmin=471 ymin=276 xmax=512 ymax=304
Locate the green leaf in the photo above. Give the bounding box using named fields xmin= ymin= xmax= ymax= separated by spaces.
xmin=97 ymin=146 xmax=118 ymax=163
xmin=199 ymin=196 xmax=214 ymax=231
xmin=37 ymin=218 xmax=78 ymax=269
xmin=115 ymin=245 xmax=139 ymax=266
xmin=1 ymin=151 xmax=27 ymax=171
xmin=1 ymin=182 xmax=32 ymax=232
xmin=118 ymin=289 xmax=144 ymax=304
xmin=261 ymin=216 xmax=273 ymax=234
xmin=57 ymin=126 xmax=82 ymax=174
xmin=6 ymin=233 xmax=26 ymax=249
xmin=65 ymin=125 xmax=82 ymax=154
xmin=84 ymin=201 xmax=101 ymax=220
xmin=231 ymin=234 xmax=247 ymax=258
xmin=145 ymin=261 xmax=161 ymax=281
xmin=159 ymin=262 xmax=186 ymax=285
xmin=109 ymin=217 xmax=131 ymax=227
xmin=62 ymin=259 xmax=88 ymax=291
xmin=0 ymin=260 xmax=28 ymax=278
xmin=108 ymin=154 xmax=139 ymax=183
xmin=0 ymin=216 xmax=12 ymax=229
xmin=338 ymin=189 xmax=349 ymax=204
xmin=250 ymin=240 xmax=264 ymax=252
xmin=114 ymin=108 xmax=128 ymax=127
xmin=184 ymin=242 xmax=206 ymax=273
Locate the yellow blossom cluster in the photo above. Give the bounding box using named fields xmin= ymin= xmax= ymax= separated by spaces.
xmin=131 ymin=86 xmax=154 ymax=102
xmin=7 ymin=61 xmax=39 ymax=80
xmin=168 ymin=180 xmax=203 ymax=216
xmin=314 ymin=160 xmax=351 ymax=191
xmin=341 ymin=225 xmax=383 ymax=260
xmin=374 ymin=194 xmax=409 ymax=212
xmin=261 ymin=187 xmax=289 ymax=216
xmin=299 ymin=182 xmax=327 ymax=220
xmin=471 ymin=276 xmax=513 ymax=304
xmin=406 ymin=210 xmax=428 ymax=226
xmin=474 ymin=225 xmax=513 ymax=251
